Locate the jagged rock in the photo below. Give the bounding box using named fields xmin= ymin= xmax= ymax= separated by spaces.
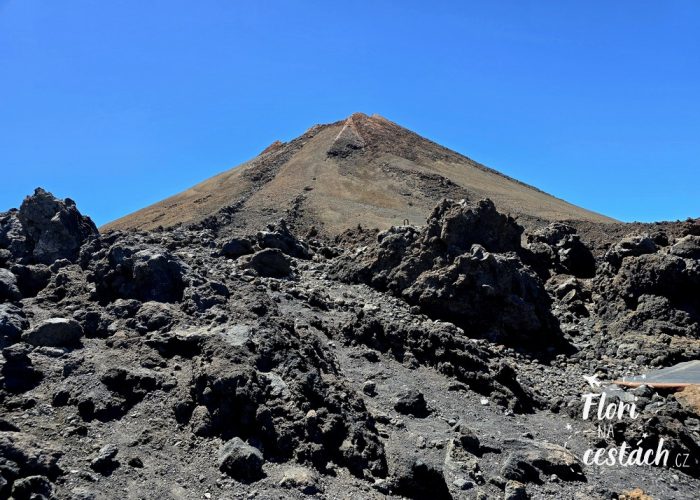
xmin=335 ymin=199 xmax=562 ymax=348
xmin=9 ymin=264 xmax=51 ymax=297
xmin=90 ymin=444 xmax=119 ymax=474
xmin=394 ymin=389 xmax=430 ymax=417
xmin=100 ymin=367 xmax=166 ymax=406
xmin=0 ymin=210 xmax=29 ymax=258
xmin=9 ymin=474 xmax=53 ymax=500
xmin=239 ymin=248 xmax=293 ymax=277
xmin=670 ymin=235 xmax=700 ymax=259
xmin=22 ymin=318 xmax=83 ymax=347
xmin=0 ymin=268 xmax=21 ymax=302
xmin=402 ymin=244 xmax=557 ymax=345
xmin=1 ymin=186 xmax=698 ymax=497
xmin=257 ymin=220 xmax=311 ymax=259
xmin=422 ymin=198 xmax=523 ymax=255
xmin=15 ymin=188 xmax=98 ymax=264
xmin=182 ymin=280 xmax=229 ymax=312
xmin=0 ymin=249 xmax=11 ymax=267
xmin=0 ymin=303 xmax=28 ymax=348
xmin=525 ymin=223 xmax=595 ymax=278
xmin=219 ymin=237 xmax=254 ymax=258
xmin=605 ymin=234 xmax=658 ymax=268
xmin=218 ymin=437 xmax=264 ymax=482
xmin=594 ymin=236 xmax=700 ymax=356
xmin=1 ymin=344 xmax=43 ymax=392
xmin=391 ymin=456 xmax=451 ymax=500
xmin=92 ymin=244 xmax=187 ymax=303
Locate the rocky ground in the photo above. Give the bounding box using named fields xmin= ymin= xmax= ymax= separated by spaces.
xmin=1 ymin=189 xmax=699 ymax=499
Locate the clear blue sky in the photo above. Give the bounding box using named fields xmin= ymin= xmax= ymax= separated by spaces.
xmin=1 ymin=1 xmax=698 ymax=225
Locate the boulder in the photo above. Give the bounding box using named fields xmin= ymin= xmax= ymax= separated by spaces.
xmin=22 ymin=318 xmax=83 ymax=347
xmin=218 ymin=437 xmax=264 ymax=482
xmin=0 ymin=268 xmax=21 ymax=302
xmin=10 ymin=474 xmax=53 ymax=500
xmin=182 ymin=280 xmax=229 ymax=312
xmin=239 ymin=248 xmax=292 ymax=278
xmin=219 ymin=237 xmax=254 ymax=258
xmin=402 ymin=245 xmax=556 ymax=345
xmin=394 ymin=389 xmax=430 ymax=417
xmin=135 ymin=301 xmax=175 ymax=331
xmin=90 ymin=444 xmax=119 ymax=474
xmin=453 ymin=421 xmax=480 ymax=454
xmin=189 ymin=405 xmax=212 ymax=437
xmin=1 ymin=344 xmax=43 ymax=393
xmin=391 ymin=456 xmax=451 ymax=500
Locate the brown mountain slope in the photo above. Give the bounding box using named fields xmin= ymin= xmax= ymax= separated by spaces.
xmin=103 ymin=113 xmax=616 ymax=234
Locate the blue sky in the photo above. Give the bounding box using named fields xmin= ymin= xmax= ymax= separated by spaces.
xmin=1 ymin=1 xmax=698 ymax=225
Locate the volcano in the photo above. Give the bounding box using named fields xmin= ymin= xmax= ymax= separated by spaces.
xmin=103 ymin=113 xmax=615 ymax=234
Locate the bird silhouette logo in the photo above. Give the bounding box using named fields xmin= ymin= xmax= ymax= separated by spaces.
xmin=583 ymin=374 xmax=602 ymax=389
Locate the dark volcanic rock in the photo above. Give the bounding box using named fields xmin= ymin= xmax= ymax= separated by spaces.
xmin=9 ymin=264 xmax=51 ymax=298
xmin=218 ymin=437 xmax=264 ymax=482
xmin=423 ymin=198 xmax=523 ymax=254
xmin=0 ymin=303 xmax=28 ymax=348
xmin=525 ymin=222 xmax=595 ymax=278
xmin=391 ymin=456 xmax=452 ymax=500
xmin=0 ymin=210 xmax=29 ymax=258
xmin=0 ymin=268 xmax=21 ymax=302
xmin=1 ymin=343 xmax=43 ymax=393
xmin=0 ymin=188 xmax=698 ymax=499
xmin=239 ymin=248 xmax=293 ymax=278
xmin=394 ymin=389 xmax=430 ymax=417
xmin=14 ymin=188 xmax=98 ymax=264
xmin=257 ymin=219 xmax=311 ymax=259
xmin=219 ymin=237 xmax=254 ymax=258
xmin=22 ymin=318 xmax=83 ymax=347
xmin=670 ymin=234 xmax=700 ymax=259
xmin=90 ymin=444 xmax=119 ymax=474
xmin=500 ymin=439 xmax=584 ymax=483
xmin=10 ymin=474 xmax=53 ymax=500
xmin=594 ymin=233 xmax=700 ymax=364
xmin=336 ymin=198 xmax=562 ymax=349
xmin=92 ymin=244 xmax=187 ymax=303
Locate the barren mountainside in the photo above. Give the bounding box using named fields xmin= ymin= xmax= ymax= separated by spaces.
xmin=103 ymin=113 xmax=615 ymax=235
xmin=1 ymin=185 xmax=699 ymax=499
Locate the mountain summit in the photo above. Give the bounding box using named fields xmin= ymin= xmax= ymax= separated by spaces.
xmin=103 ymin=113 xmax=615 ymax=234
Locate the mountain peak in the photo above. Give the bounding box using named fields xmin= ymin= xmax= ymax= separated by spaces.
xmin=103 ymin=114 xmax=615 ymax=234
